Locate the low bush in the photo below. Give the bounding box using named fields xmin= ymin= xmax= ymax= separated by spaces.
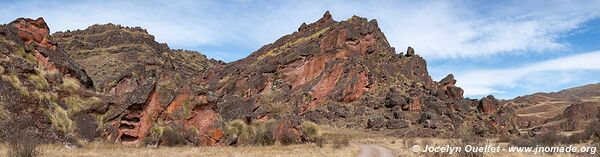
xmin=47 ymin=103 xmax=74 ymax=136
xmin=253 ymin=120 xmax=276 ymax=146
xmin=280 ymin=129 xmax=300 ymax=146
xmin=224 ymin=119 xmax=255 ymax=145
xmin=60 ymin=77 xmax=81 ymax=91
xmin=6 ymin=131 xmax=39 ymax=157
xmin=27 ymin=74 xmax=48 ymax=89
xmin=160 ymin=126 xmax=187 ymax=146
xmin=299 ymin=121 xmax=321 ymax=142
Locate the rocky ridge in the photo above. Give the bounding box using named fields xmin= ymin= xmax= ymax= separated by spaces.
xmin=0 ymin=12 xmax=520 ymax=147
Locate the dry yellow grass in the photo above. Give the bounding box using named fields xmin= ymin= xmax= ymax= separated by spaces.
xmin=0 ymin=126 xmax=594 ymax=157
xmin=0 ymin=142 xmax=357 ymax=157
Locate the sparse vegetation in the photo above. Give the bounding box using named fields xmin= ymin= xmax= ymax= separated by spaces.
xmin=27 ymin=74 xmax=49 ymax=89
xmin=1 ymin=74 xmax=29 ymax=96
xmin=143 ymin=123 xmax=164 ymax=147
xmin=280 ymin=129 xmax=300 ymax=146
xmin=46 ymin=103 xmax=75 ymax=136
xmin=451 ymin=125 xmax=486 ymax=157
xmin=63 ymin=95 xmax=101 ymax=114
xmin=331 ymin=136 xmax=350 ymax=149
xmin=6 ymin=131 xmax=39 ymax=157
xmin=31 ymin=90 xmax=58 ymax=102
xmin=161 ymin=126 xmax=188 ymax=147
xmin=299 ymin=120 xmax=321 ymax=142
xmin=260 ymin=91 xmax=290 ymax=117
xmin=0 ymin=102 xmax=10 ymax=122
xmin=253 ymin=120 xmax=276 ymax=146
xmin=224 ymin=119 xmax=255 ymax=145
xmin=255 ymin=26 xmax=330 ymax=61
xmin=60 ymin=76 xmax=81 ymax=91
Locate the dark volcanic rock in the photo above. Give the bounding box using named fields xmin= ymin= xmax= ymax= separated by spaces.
xmin=367 ymin=116 xmax=385 ymax=129
xmin=0 ymin=12 xmax=523 ymax=146
xmin=386 ymin=119 xmax=409 ymax=129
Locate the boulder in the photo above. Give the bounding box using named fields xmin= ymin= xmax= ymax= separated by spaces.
xmin=405 ymin=47 xmax=415 ymax=57
xmin=367 ymin=116 xmax=385 ymax=129
xmin=479 ymin=95 xmax=499 ymax=115
xmin=386 ymin=119 xmax=409 ymax=129
xmin=386 ymin=89 xmax=407 ymax=108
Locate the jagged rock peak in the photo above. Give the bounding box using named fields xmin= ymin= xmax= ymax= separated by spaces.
xmin=439 ymin=74 xmax=456 ymax=85
xmin=55 ymin=23 xmax=149 ymax=35
xmin=406 ymin=46 xmax=415 ymax=57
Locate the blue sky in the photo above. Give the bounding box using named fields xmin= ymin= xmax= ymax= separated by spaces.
xmin=1 ymin=0 xmax=599 ymax=99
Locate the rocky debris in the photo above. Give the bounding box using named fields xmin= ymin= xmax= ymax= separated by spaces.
xmin=367 ymin=116 xmax=385 ymax=129
xmin=0 ymin=12 xmax=524 ymax=147
xmin=386 ymin=119 xmax=409 ymax=129
xmin=385 ymin=88 xmax=407 ymax=108
xmin=439 ymin=74 xmax=456 ymax=85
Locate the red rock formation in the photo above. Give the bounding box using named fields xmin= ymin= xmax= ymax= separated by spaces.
xmin=479 ymin=95 xmax=498 ymax=115
xmin=12 ymin=18 xmax=54 ymax=49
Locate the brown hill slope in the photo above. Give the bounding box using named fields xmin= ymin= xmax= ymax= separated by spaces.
xmin=506 ymin=83 xmax=600 ymax=132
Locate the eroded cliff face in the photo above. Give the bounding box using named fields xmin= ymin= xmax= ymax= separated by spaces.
xmin=0 ymin=12 xmax=520 ymax=147
xmin=0 ymin=18 xmax=102 ymax=144
xmin=197 ymin=12 xmax=518 ymax=138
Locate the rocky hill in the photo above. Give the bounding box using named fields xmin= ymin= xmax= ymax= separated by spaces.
xmin=0 ymin=12 xmax=520 ymax=147
xmin=505 ymin=83 xmax=600 ymax=133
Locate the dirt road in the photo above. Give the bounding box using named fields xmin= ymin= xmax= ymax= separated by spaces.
xmin=356 ymin=144 xmax=396 ymax=157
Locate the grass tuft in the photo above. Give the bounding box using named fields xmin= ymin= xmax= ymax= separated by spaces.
xmin=47 ymin=103 xmax=75 ymax=136
xmin=60 ymin=76 xmax=81 ymax=91
xmin=31 ymin=90 xmax=58 ymax=102
xmin=224 ymin=119 xmax=255 ymax=145
xmin=2 ymin=74 xmax=29 ymax=96
xmin=28 ymin=74 xmax=49 ymax=89
xmin=300 ymin=121 xmax=321 ymax=142
xmin=63 ymin=95 xmax=101 ymax=114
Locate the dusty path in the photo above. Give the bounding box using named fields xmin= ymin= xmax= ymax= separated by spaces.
xmin=356 ymin=144 xmax=396 ymax=157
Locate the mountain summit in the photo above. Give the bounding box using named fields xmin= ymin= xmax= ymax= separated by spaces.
xmin=0 ymin=12 xmax=518 ymax=146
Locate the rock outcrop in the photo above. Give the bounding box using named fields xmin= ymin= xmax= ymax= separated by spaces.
xmin=0 ymin=12 xmax=522 ymax=147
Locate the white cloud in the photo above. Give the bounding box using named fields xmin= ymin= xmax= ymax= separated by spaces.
xmin=1 ymin=0 xmax=599 ymax=61
xmin=455 ymin=51 xmax=600 ymax=97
